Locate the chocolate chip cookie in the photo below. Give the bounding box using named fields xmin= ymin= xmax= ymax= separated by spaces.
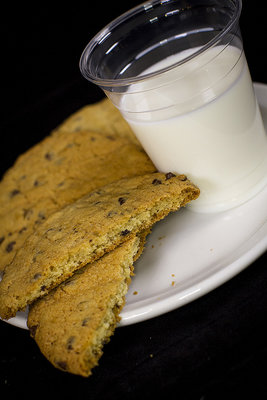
xmin=27 ymin=236 xmax=141 ymax=377
xmin=0 ymin=129 xmax=155 ymax=271
xmin=0 ymin=172 xmax=199 ymax=320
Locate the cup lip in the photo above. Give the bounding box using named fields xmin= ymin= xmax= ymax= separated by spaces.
xmin=79 ymin=0 xmax=242 ymax=88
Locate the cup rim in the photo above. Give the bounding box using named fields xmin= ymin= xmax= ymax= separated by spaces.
xmin=79 ymin=0 xmax=242 ymax=88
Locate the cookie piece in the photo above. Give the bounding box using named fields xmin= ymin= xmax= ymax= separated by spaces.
xmin=27 ymin=236 xmax=141 ymax=377
xmin=0 ymin=172 xmax=199 ymax=319
xmin=53 ymin=97 xmax=139 ymax=145
xmin=0 ymin=129 xmax=155 ymax=271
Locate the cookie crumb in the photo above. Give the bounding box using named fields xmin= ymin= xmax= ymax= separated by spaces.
xmin=133 ymin=291 xmax=138 ymax=295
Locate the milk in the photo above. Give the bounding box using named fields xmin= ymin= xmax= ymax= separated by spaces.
xmin=120 ymin=45 xmax=267 ymax=212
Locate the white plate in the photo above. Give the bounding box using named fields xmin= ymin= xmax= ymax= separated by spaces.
xmin=4 ymin=83 xmax=267 ymax=330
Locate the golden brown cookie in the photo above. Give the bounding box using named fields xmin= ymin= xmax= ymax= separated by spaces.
xmin=0 ymin=172 xmax=199 ymax=320
xmin=53 ymin=97 xmax=139 ymax=145
xmin=27 ymin=236 xmax=141 ymax=377
xmin=0 ymin=129 xmax=155 ymax=271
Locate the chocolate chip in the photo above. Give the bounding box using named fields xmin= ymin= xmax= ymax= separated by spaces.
xmin=29 ymin=324 xmax=38 ymax=338
xmin=152 ymin=179 xmax=162 ymax=185
xmin=82 ymin=317 xmax=90 ymax=327
xmin=6 ymin=241 xmax=16 ymax=253
xmin=57 ymin=181 xmax=65 ymax=187
xmin=107 ymin=210 xmax=117 ymax=218
xmin=10 ymin=189 xmax=20 ymax=198
xmin=106 ymin=135 xmax=116 ymax=141
xmin=0 ymin=237 xmax=5 ymax=245
xmin=165 ymin=172 xmax=176 ymax=180
xmin=66 ymin=336 xmax=75 ymax=350
xmin=178 ymin=174 xmax=187 ymax=181
xmin=121 ymin=229 xmax=130 ymax=236
xmin=38 ymin=212 xmax=46 ymax=221
xmin=33 ymin=273 xmax=42 ymax=280
xmin=19 ymin=227 xmax=27 ymax=234
xmin=45 ymin=152 xmax=53 ymax=160
xmin=56 ymin=361 xmax=68 ymax=371
xmin=33 ymin=180 xmax=40 ymax=187
xmin=118 ymin=197 xmax=126 ymax=205
xmin=23 ymin=208 xmax=33 ymax=219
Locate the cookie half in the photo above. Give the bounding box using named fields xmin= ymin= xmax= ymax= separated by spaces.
xmin=27 ymin=236 xmax=141 ymax=377
xmin=0 ymin=172 xmax=199 ymax=319
xmin=0 ymin=129 xmax=155 ymax=270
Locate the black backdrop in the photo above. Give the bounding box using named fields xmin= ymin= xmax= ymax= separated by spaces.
xmin=1 ymin=2 xmax=267 ymax=399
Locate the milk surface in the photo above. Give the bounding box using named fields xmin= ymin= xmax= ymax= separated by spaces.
xmin=120 ymin=45 xmax=267 ymax=212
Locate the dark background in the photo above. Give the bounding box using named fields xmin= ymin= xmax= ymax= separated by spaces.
xmin=1 ymin=2 xmax=267 ymax=398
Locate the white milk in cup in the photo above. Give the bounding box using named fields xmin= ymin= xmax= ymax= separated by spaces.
xmin=80 ymin=0 xmax=267 ymax=213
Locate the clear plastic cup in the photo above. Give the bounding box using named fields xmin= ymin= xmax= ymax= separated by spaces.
xmin=80 ymin=0 xmax=267 ymax=213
